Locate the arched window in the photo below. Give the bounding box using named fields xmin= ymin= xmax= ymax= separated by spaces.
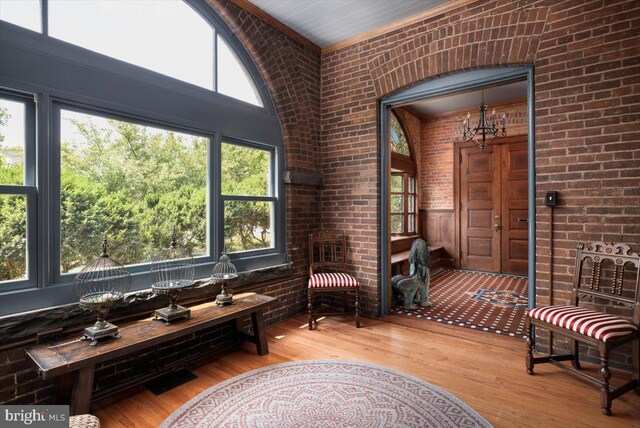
xmin=390 ymin=113 xmax=410 ymax=156
xmin=389 ymin=112 xmax=416 ymax=236
xmin=1 ymin=0 xmax=262 ymax=106
xmin=0 ymin=0 xmax=286 ymax=316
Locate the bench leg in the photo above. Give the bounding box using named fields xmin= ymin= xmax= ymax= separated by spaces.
xmin=251 ymin=310 xmax=269 ymax=356
xmin=599 ymin=348 xmax=612 ymax=416
xmin=70 ymin=364 xmax=95 ymax=416
xmin=525 ymin=318 xmax=534 ymax=375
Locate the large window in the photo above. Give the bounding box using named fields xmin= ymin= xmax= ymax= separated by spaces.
xmin=0 ymin=0 xmax=285 ymax=315
xmin=59 ymin=109 xmax=208 ymax=274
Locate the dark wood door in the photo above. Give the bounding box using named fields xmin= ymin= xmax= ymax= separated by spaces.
xmin=501 ymin=140 xmax=528 ymax=275
xmin=460 ymin=144 xmax=501 ymax=272
xmin=458 ymin=136 xmax=528 ymax=274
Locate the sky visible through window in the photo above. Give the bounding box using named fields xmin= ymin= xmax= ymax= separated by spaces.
xmin=1 ymin=0 xmax=261 ymax=105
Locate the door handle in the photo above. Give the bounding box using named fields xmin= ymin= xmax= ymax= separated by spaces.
xmin=493 ymin=224 xmax=501 ymax=231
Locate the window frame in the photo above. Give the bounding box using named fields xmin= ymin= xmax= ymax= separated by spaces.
xmin=390 ymin=173 xmax=417 ymax=236
xmin=0 ymin=0 xmax=286 ymax=316
xmin=0 ymin=89 xmax=37 ymax=291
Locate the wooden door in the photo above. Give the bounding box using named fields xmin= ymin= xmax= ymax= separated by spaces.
xmin=459 ymin=145 xmax=501 ymax=272
xmin=501 ymin=140 xmax=528 ymax=275
xmin=458 ymin=136 xmax=528 ymax=274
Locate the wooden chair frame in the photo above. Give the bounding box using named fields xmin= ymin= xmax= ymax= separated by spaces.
xmin=525 ymin=242 xmax=640 ymax=415
xmin=308 ymin=231 xmax=360 ymax=330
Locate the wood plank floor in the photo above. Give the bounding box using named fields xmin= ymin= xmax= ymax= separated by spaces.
xmin=94 ymin=314 xmax=640 ymax=427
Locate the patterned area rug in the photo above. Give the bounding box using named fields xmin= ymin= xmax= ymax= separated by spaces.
xmin=391 ymin=269 xmax=528 ymax=338
xmin=161 ymin=360 xmax=492 ymax=428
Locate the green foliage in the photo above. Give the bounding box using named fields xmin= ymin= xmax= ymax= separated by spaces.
xmin=0 ymin=112 xmax=272 ymax=281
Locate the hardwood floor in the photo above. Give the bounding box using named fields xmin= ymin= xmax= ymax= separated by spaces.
xmin=94 ymin=314 xmax=640 ymax=427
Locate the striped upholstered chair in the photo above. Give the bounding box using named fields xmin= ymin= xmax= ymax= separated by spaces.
xmin=307 ymin=231 xmax=360 ymax=330
xmin=525 ymin=242 xmax=640 ymax=415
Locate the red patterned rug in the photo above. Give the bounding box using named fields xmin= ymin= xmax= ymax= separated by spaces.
xmin=161 ymin=360 xmax=492 ymax=428
xmin=390 ymin=269 xmax=528 ymax=338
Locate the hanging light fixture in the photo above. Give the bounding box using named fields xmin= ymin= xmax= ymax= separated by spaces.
xmin=460 ymin=90 xmax=507 ymax=151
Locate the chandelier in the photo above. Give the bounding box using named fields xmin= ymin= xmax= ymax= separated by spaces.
xmin=460 ymin=91 xmax=507 ymax=151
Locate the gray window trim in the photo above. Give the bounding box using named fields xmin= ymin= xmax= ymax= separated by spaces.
xmin=0 ymin=89 xmax=37 ymax=293
xmin=0 ymin=0 xmax=287 ymax=316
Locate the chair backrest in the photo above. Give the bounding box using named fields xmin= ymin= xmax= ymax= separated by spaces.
xmin=309 ymin=231 xmax=347 ymax=276
xmin=572 ymin=242 xmax=640 ymax=325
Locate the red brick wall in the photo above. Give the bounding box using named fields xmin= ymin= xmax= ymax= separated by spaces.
xmin=419 ymin=100 xmax=528 ymax=210
xmin=321 ymin=0 xmax=640 ymax=366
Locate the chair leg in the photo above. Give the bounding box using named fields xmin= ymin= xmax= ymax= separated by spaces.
xmin=308 ymin=289 xmax=314 ymax=331
xmin=525 ymin=318 xmax=534 ymax=375
xmin=354 ymin=287 xmax=361 ymax=328
xmin=633 ymin=337 xmax=639 ymax=395
xmin=599 ymin=348 xmax=612 ymax=416
xmin=571 ymin=339 xmax=581 ymax=370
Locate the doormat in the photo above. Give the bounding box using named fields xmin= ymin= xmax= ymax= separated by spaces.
xmin=390 ymin=269 xmax=528 ymax=338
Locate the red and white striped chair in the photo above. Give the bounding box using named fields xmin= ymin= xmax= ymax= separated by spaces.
xmin=307 ymin=232 xmax=360 ymax=330
xmin=525 ymin=242 xmax=640 ymax=416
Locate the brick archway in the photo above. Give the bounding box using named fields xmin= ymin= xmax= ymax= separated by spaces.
xmin=368 ymin=8 xmax=548 ymax=98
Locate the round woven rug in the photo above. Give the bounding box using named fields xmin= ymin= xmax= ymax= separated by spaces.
xmin=161 ymin=359 xmax=492 ymax=428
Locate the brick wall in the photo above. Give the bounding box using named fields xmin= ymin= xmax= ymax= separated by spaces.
xmin=419 ymin=100 xmax=528 ymax=210
xmin=321 ymin=0 xmax=639 ymax=367
xmin=0 ymin=0 xmax=322 ymax=406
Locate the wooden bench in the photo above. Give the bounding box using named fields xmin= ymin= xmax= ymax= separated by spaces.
xmin=391 ymin=245 xmax=444 ymax=276
xmin=25 ymin=292 xmax=275 ymax=415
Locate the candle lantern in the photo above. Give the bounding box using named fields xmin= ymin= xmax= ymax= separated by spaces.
xmin=211 ymin=251 xmax=237 ymax=306
xmin=73 ymin=237 xmax=131 ymax=346
xmin=150 ymin=231 xmax=196 ymax=325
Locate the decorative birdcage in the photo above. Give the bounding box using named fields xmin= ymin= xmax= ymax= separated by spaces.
xmin=150 ymin=231 xmax=196 ymax=325
xmin=74 ymin=237 xmax=131 ymax=346
xmin=211 ymin=251 xmax=237 ymax=306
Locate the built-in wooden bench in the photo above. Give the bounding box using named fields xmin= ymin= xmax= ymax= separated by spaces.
xmin=391 ymin=245 xmax=444 ymax=276
xmin=25 ymin=292 xmax=274 ymax=415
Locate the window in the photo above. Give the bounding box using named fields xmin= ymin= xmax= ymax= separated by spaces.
xmin=221 ymin=142 xmax=274 ymax=253
xmin=391 ymin=174 xmax=416 ymax=235
xmin=0 ymin=0 xmax=285 ymax=315
xmin=0 ymin=91 xmax=36 ymax=288
xmin=390 ymin=113 xmax=410 ymax=156
xmin=59 ymin=109 xmax=208 ymax=274
xmin=3 ymin=0 xmax=262 ymax=105
xmin=0 ymin=0 xmax=41 ymax=33
xmin=217 ymin=35 xmax=262 ymax=106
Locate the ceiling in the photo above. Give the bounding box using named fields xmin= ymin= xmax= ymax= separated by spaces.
xmin=247 ymin=0 xmax=450 ymax=47
xmin=404 ymin=80 xmax=528 ymax=118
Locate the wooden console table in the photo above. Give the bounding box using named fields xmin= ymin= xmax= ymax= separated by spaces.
xmin=25 ymin=292 xmax=275 ymax=415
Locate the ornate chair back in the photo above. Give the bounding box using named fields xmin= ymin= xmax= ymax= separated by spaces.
xmin=572 ymin=242 xmax=640 ymax=326
xmin=309 ymin=232 xmax=347 ymax=277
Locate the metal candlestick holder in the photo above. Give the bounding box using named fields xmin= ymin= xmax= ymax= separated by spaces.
xmin=151 ymin=231 xmax=195 ymax=325
xmin=211 ymin=251 xmax=237 ymax=306
xmin=74 ymin=237 xmax=131 ymax=346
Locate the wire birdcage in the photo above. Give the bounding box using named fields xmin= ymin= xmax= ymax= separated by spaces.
xmin=211 ymin=251 xmax=237 ymax=306
xmin=150 ymin=232 xmax=196 ymax=324
xmin=73 ymin=236 xmax=131 ymax=346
